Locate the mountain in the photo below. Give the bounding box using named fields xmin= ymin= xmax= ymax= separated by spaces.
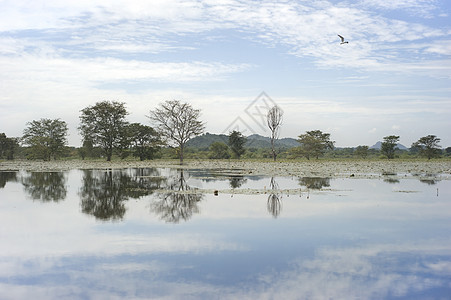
xmin=186 ymin=133 xmax=298 ymax=150
xmin=185 ymin=133 xmax=229 ymax=150
xmin=370 ymin=141 xmax=408 ymax=150
xmin=246 ymin=134 xmax=298 ymax=149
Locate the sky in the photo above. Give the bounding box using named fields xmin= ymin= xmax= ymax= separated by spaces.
xmin=0 ymin=0 xmax=450 ymax=148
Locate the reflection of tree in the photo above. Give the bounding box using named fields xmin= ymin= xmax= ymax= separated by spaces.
xmin=151 ymin=170 xmax=204 ymax=223
xmin=267 ymin=177 xmax=282 ymax=218
xmin=229 ymin=175 xmax=247 ymax=189
xmin=21 ymin=171 xmax=67 ymax=202
xmin=79 ymin=168 xmax=163 ymax=221
xmin=382 ymin=172 xmax=399 ymax=184
xmin=0 ymin=171 xmax=17 ymax=188
xmin=298 ymin=177 xmax=330 ymax=190
xmin=384 ymin=178 xmax=400 ymax=184
xmin=126 ymin=168 xmax=165 ymax=198
xmin=419 ymin=179 xmax=438 ymax=185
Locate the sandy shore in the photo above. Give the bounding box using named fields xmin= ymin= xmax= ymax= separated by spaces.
xmin=1 ymin=159 xmax=451 ymax=180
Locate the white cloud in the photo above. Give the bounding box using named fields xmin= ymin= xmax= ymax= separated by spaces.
xmin=0 ymin=56 xmax=250 ymax=84
xmin=424 ymin=39 xmax=451 ymax=55
xmin=0 ymin=0 xmax=450 ymax=146
xmin=359 ymin=0 xmax=439 ymax=18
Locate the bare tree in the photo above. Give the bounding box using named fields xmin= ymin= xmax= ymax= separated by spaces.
xmin=267 ymin=105 xmax=283 ymax=161
xmin=148 ymin=100 xmax=205 ymax=164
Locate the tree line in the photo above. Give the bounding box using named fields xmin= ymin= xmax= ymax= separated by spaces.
xmin=0 ymin=100 xmax=449 ymax=162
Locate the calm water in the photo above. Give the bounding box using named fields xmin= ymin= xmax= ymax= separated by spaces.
xmin=0 ymin=168 xmax=450 ymax=299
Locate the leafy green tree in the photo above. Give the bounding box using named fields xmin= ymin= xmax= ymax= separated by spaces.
xmin=295 ymin=130 xmax=334 ymax=160
xmin=411 ymin=135 xmax=441 ymax=159
xmin=128 ymin=123 xmax=162 ymax=161
xmin=228 ymin=130 xmax=246 ymax=158
xmin=78 ymin=139 xmax=94 ymax=160
xmin=445 ymin=147 xmax=451 ymax=157
xmin=79 ymin=101 xmax=129 ymax=161
xmin=22 ymin=118 xmax=68 ymax=160
xmin=354 ymin=145 xmax=369 ymax=158
xmin=209 ymin=142 xmax=231 ymax=159
xmin=0 ymin=133 xmax=19 ymax=160
xmin=381 ymin=135 xmax=399 ymax=159
xmin=149 ymin=100 xmax=205 ymax=164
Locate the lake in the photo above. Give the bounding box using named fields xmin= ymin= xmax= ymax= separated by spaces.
xmin=1 ymin=168 xmax=450 ymax=299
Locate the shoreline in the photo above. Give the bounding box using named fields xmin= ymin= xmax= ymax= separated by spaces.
xmin=1 ymin=159 xmax=451 ymax=180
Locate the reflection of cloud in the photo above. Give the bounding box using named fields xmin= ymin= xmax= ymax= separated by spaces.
xmin=247 ymin=240 xmax=451 ymax=299
xmin=1 ymin=239 xmax=449 ymax=299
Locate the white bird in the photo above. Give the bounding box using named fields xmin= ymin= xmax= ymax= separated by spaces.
xmin=338 ymin=34 xmax=348 ymax=44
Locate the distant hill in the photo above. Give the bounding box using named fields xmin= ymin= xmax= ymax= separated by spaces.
xmin=246 ymin=134 xmax=298 ymax=149
xmin=186 ymin=133 xmax=299 ymax=150
xmin=370 ymin=141 xmax=408 ymax=150
xmin=185 ymin=133 xmax=229 ymax=150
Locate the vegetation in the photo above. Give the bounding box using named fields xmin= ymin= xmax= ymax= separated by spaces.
xmin=0 ymin=133 xmax=19 ymax=160
xmin=228 ymin=130 xmax=246 ymax=158
xmin=354 ymin=145 xmax=369 ymax=158
xmin=22 ymin=118 xmax=68 ymax=160
xmin=208 ymin=142 xmax=231 ymax=159
xmin=292 ymin=130 xmax=335 ymax=160
xmin=127 ymin=123 xmax=162 ymax=161
xmin=79 ymin=101 xmax=129 ymax=161
xmin=2 ymin=98 xmax=449 ymax=162
xmin=381 ymin=135 xmax=400 ymax=159
xmin=149 ymin=100 xmax=205 ymax=164
xmin=267 ymin=105 xmax=283 ymax=161
xmin=411 ymin=135 xmax=442 ymax=160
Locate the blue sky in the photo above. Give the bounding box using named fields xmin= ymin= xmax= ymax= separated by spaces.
xmin=0 ymin=0 xmax=450 ymax=147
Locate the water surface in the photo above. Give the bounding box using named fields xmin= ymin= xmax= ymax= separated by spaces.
xmin=0 ymin=168 xmax=450 ymax=299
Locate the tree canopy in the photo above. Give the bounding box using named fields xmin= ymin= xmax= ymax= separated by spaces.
xmin=228 ymin=130 xmax=246 ymax=159
xmin=412 ymin=135 xmax=441 ymax=160
xmin=79 ymin=101 xmax=129 ymax=161
xmin=22 ymin=118 xmax=68 ymax=160
xmin=0 ymin=133 xmax=19 ymax=160
xmin=381 ymin=135 xmax=400 ymax=159
xmin=148 ymin=100 xmax=205 ymax=164
xmin=127 ymin=123 xmax=162 ymax=161
xmin=294 ymin=130 xmax=335 ymax=160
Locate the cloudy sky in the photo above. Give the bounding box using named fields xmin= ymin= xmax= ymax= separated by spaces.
xmin=1 ymin=0 xmax=450 ymax=147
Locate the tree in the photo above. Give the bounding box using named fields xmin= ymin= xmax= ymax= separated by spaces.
xmin=267 ymin=105 xmax=283 ymax=161
xmin=411 ymin=135 xmax=441 ymax=160
xmin=354 ymin=145 xmax=369 ymax=158
xmin=0 ymin=133 xmax=19 ymax=160
xmin=128 ymin=123 xmax=162 ymax=161
xmin=148 ymin=100 xmax=205 ymax=164
xmin=151 ymin=170 xmax=204 ymax=223
xmin=209 ymin=142 xmax=230 ymax=159
xmin=79 ymin=101 xmax=129 ymax=161
xmin=381 ymin=135 xmax=399 ymax=159
xmin=445 ymin=147 xmax=451 ymax=157
xmin=228 ymin=130 xmax=246 ymax=159
xmin=295 ymin=130 xmax=334 ymax=160
xmin=22 ymin=118 xmax=68 ymax=160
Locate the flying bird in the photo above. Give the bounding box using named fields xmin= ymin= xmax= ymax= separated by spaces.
xmin=338 ymin=34 xmax=348 ymax=44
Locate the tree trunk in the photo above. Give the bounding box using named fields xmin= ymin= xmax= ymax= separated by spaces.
xmin=271 ymin=138 xmax=276 ymax=161
xmin=179 ymin=143 xmax=184 ymax=165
